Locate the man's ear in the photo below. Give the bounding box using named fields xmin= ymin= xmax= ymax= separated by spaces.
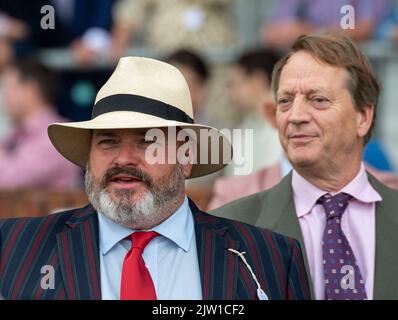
xmin=264 ymin=101 xmax=277 ymax=129
xmin=182 ymin=149 xmax=193 ymax=177
xmin=356 ymin=104 xmax=374 ymax=139
xmin=181 ymin=139 xmax=194 ymax=178
xmin=182 ymin=162 xmax=193 ymax=178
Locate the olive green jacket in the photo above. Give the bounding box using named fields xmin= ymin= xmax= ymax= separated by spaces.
xmin=211 ymin=172 xmax=398 ymax=299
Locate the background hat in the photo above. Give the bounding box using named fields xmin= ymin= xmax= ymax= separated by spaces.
xmin=48 ymin=56 xmax=233 ymax=178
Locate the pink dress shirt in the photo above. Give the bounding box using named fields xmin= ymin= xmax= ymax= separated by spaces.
xmin=208 ymin=162 xmax=283 ymax=210
xmin=0 ymin=110 xmax=80 ymax=189
xmin=292 ymin=163 xmax=382 ymax=300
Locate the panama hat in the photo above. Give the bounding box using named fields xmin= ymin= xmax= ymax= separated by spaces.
xmin=48 ymin=56 xmax=232 ymax=179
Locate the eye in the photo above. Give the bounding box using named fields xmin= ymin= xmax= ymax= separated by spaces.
xmin=277 ymin=97 xmax=292 ymax=110
xmin=98 ymin=139 xmax=116 ymax=145
xmin=314 ymin=97 xmax=326 ymax=103
xmin=139 ymin=138 xmax=156 ymax=145
xmin=96 ymin=138 xmax=118 ymax=149
xmin=310 ymin=96 xmax=331 ymax=108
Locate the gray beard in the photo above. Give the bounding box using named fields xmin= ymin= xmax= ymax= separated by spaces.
xmin=85 ymin=165 xmax=185 ymax=229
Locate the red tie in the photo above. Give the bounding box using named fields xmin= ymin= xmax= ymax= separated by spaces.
xmin=120 ymin=231 xmax=159 ymax=300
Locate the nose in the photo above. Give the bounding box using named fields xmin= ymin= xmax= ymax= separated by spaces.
xmin=287 ymin=96 xmax=312 ymax=125
xmin=113 ymin=141 xmax=140 ymax=167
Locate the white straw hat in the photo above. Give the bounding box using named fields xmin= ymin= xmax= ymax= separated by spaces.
xmin=48 ymin=56 xmax=232 ymax=178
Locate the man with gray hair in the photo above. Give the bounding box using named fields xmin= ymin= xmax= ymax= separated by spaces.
xmin=212 ymin=34 xmax=398 ymax=300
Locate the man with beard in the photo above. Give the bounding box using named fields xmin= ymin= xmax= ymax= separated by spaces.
xmin=0 ymin=57 xmax=310 ymax=300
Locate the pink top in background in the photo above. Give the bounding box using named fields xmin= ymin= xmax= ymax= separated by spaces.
xmin=0 ymin=110 xmax=80 ymax=190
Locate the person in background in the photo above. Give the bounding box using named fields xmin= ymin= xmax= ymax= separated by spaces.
xmin=224 ymin=48 xmax=283 ymax=177
xmin=262 ymin=0 xmax=389 ymax=50
xmin=0 ymin=0 xmax=45 ymax=57
xmin=50 ymin=0 xmax=115 ymax=66
xmin=109 ymin=0 xmax=237 ymax=59
xmin=165 ymin=49 xmax=210 ymax=125
xmin=0 ymin=0 xmax=115 ymax=66
xmin=0 ymin=57 xmax=80 ymax=189
xmin=165 ymin=49 xmax=219 ymax=199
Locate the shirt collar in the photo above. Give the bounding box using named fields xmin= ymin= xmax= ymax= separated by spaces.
xmin=98 ymin=196 xmax=194 ymax=255
xmin=292 ymin=162 xmax=382 ymax=218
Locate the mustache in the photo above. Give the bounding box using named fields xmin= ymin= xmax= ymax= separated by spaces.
xmin=100 ymin=166 xmax=153 ymax=189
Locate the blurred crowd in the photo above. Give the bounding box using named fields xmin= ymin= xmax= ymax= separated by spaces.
xmin=0 ymin=0 xmax=398 ymax=209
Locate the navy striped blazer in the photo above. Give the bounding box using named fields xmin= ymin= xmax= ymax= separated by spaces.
xmin=0 ymin=199 xmax=311 ymax=300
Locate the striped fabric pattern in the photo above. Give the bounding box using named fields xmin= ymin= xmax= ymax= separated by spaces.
xmin=0 ymin=206 xmax=100 ymax=300
xmin=0 ymin=200 xmax=311 ymax=300
xmin=192 ymin=200 xmax=311 ymax=299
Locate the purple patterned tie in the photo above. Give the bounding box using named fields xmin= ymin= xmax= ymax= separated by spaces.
xmin=318 ymin=193 xmax=367 ymax=300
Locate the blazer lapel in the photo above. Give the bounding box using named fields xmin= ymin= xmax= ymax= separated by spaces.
xmin=255 ymin=173 xmax=315 ymax=297
xmin=56 ymin=205 xmax=101 ymax=300
xmin=190 ymin=200 xmax=241 ymax=300
xmin=368 ymin=174 xmax=398 ymax=299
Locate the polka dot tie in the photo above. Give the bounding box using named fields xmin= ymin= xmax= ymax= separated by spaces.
xmin=318 ymin=193 xmax=367 ymax=300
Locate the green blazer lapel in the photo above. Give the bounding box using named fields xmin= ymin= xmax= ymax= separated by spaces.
xmin=255 ymin=173 xmax=314 ymax=297
xmin=190 ymin=200 xmax=240 ymax=300
xmin=368 ymin=174 xmax=398 ymax=299
xmin=56 ymin=206 xmax=102 ymax=300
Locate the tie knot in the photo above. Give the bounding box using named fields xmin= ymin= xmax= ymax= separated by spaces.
xmin=130 ymin=231 xmax=159 ymax=250
xmin=318 ymin=192 xmax=352 ymax=220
